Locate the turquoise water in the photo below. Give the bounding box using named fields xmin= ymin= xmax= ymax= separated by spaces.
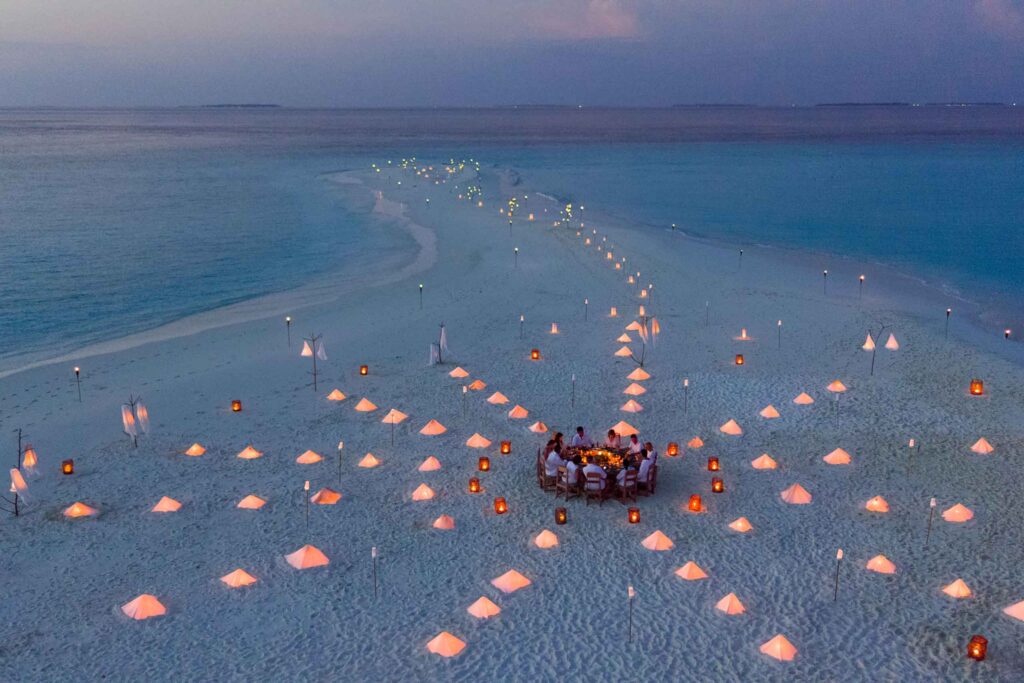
xmin=1 ymin=107 xmax=1022 ymax=369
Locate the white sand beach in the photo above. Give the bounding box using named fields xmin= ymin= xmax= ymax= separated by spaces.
xmin=3 ymin=159 xmax=1024 ymax=681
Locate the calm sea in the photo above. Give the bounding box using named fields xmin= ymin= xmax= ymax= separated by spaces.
xmin=1 ymin=107 xmax=1022 ymax=370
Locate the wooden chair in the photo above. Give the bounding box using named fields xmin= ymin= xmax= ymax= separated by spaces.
xmin=617 ymin=470 xmax=638 ymax=504
xmin=638 ymin=465 xmax=658 ymax=496
xmin=537 ymin=454 xmax=556 ymax=491
xmin=555 ymin=466 xmax=578 ymax=501
xmin=584 ymin=472 xmax=608 ymax=506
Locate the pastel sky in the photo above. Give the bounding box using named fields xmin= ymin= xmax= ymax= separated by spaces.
xmin=1 ymin=0 xmax=1022 ymax=106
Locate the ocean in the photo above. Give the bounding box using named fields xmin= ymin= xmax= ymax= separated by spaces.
xmin=1 ymin=106 xmax=1022 ymax=371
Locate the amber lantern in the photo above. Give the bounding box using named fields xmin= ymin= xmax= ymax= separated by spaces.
xmin=708 ymin=456 xmax=720 ymax=472
xmin=61 ymin=459 xmax=74 ymax=475
xmin=688 ymin=494 xmax=702 ymax=512
xmin=468 ymin=477 xmax=481 ymax=493
xmin=970 ymin=379 xmax=984 ymax=396
xmin=967 ymin=635 xmax=988 ymax=661
xmin=711 ymin=477 xmax=724 ymax=493
xmin=231 ymin=400 xmax=242 ymax=412
xmin=628 ymin=507 xmax=640 ymax=524
xmin=478 ymin=456 xmax=490 ymax=472
xmin=530 ymin=349 xmax=541 ymax=361
xmin=359 ymin=365 xmax=369 ymax=376
xmin=494 ymin=497 xmax=508 ymax=514
xmin=666 ymin=442 xmax=679 ymax=457
xmin=500 ymin=440 xmax=512 ymax=455
xmin=735 ymin=354 xmax=745 ymax=366
xmin=555 ymin=507 xmax=567 ymax=525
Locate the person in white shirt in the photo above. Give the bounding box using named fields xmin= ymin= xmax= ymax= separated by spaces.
xmin=637 ymin=450 xmax=654 ymax=484
xmin=566 ymin=455 xmax=583 ymax=486
xmin=570 ymin=426 xmax=592 ymax=448
xmin=644 ymin=441 xmax=658 ymax=465
xmin=582 ymin=460 xmax=607 ymax=491
xmin=616 ymin=460 xmax=638 ymax=487
xmin=627 ymin=435 xmax=642 ymax=455
xmin=545 ymin=447 xmax=566 ymax=478
xmin=604 ymin=430 xmax=622 ymax=449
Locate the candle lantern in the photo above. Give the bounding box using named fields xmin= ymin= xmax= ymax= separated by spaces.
xmin=970 ymin=379 xmax=984 ymax=396
xmin=967 ymin=635 xmax=988 ymax=661
xmin=555 ymin=507 xmax=567 ymax=525
xmin=711 ymin=477 xmax=724 ymax=493
xmin=666 ymin=442 xmax=679 ymax=457
xmin=708 ymin=456 xmax=720 ymax=472
xmin=61 ymin=459 xmax=74 ymax=475
xmin=735 ymin=354 xmax=745 ymax=366
xmin=231 ymin=400 xmax=242 ymax=412
xmin=500 ymin=440 xmax=511 ymax=455
xmin=530 ymin=349 xmax=541 ymax=361
xmin=478 ymin=456 xmax=490 ymax=472
xmin=688 ymin=494 xmax=702 ymax=512
xmin=359 ymin=365 xmax=369 ymax=376
xmin=494 ymin=497 xmax=508 ymax=514
xmin=468 ymin=477 xmax=481 ymax=493
xmin=628 ymin=507 xmax=640 ymax=524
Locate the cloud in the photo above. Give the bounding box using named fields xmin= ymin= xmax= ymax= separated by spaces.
xmin=528 ymin=0 xmax=640 ymax=40
xmin=973 ymin=0 xmax=1024 ymax=39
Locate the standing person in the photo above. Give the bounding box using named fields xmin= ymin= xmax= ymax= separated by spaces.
xmin=571 ymin=426 xmax=592 ymax=448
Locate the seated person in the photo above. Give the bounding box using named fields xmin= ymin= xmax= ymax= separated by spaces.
xmin=627 ymin=434 xmax=643 ymax=455
xmin=582 ymin=459 xmax=607 ymax=491
xmin=545 ymin=446 xmax=566 ymax=478
xmin=616 ymin=458 xmax=639 ymax=487
xmin=604 ymin=429 xmax=622 ymax=449
xmin=570 ymin=426 xmax=592 ymax=448
xmin=566 ymin=455 xmax=583 ymax=486
xmin=553 ymin=432 xmax=565 ymax=450
xmin=637 ymin=449 xmax=654 ymax=483
xmin=644 ymin=441 xmax=658 ymax=465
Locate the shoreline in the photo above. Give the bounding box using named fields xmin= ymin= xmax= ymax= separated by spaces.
xmin=0 ymin=171 xmax=439 ymax=381
xmin=4 ymin=160 xmax=1022 ymax=381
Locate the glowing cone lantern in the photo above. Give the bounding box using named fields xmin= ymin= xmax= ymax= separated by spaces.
xmin=491 ymin=569 xmax=531 ymax=593
xmin=623 ymin=383 xmax=646 ymax=396
xmin=759 ymin=405 xmax=780 ymax=419
xmin=1001 ymin=600 xmax=1024 ymax=621
xmin=793 ymin=392 xmax=814 ymax=405
xmin=237 ymin=445 xmax=262 ymax=460
xmin=121 ymin=594 xmax=166 ymax=620
xmin=411 ymin=484 xmax=435 ymax=501
xmin=508 ymin=405 xmax=529 ymax=419
xmin=780 ymin=484 xmax=812 ymax=504
xmin=675 ymin=562 xmax=709 ymax=581
xmin=719 ymin=419 xmax=742 ymax=436
xmin=449 ymin=366 xmax=469 ymax=378
xmin=823 ymin=448 xmax=851 ymax=465
xmin=433 ymin=514 xmax=455 ymax=530
xmin=151 ymin=496 xmax=182 ymax=513
xmin=466 ymin=433 xmax=492 ymax=448
xmin=326 ymin=389 xmax=346 ymax=401
xmin=760 ymin=635 xmax=797 ymax=661
xmin=467 ymin=597 xmax=501 ymax=619
xmin=866 ymin=554 xmax=896 ymax=574
xmin=885 ymin=333 xmax=899 ymax=350
xmin=487 ymin=392 xmax=509 ymax=405
xmin=620 ymin=399 xmax=643 ymax=413
xmin=942 ymin=579 xmax=973 ymax=598
xmin=715 ymin=593 xmax=746 ymax=615
xmin=534 ymin=530 xmax=559 ymax=548
xmin=970 ymin=438 xmax=994 ymax=454
xmin=236 ymin=495 xmax=266 ymax=510
xmin=285 ymin=545 xmax=329 ymax=569
xmin=729 ymin=517 xmax=753 ymax=533
xmin=862 ymin=334 xmax=876 ymax=351
xmin=468 ymin=379 xmax=487 ymax=390
xmin=63 ymin=502 xmax=99 ymax=518
xmin=310 ymin=488 xmax=341 ymax=505
xmin=354 ymin=398 xmax=377 ymax=412
xmin=827 ymin=380 xmax=847 ymax=393
xmin=614 ymin=346 xmax=633 ymax=357
xmin=687 ymin=437 xmax=704 ymax=449
xmin=418 ymin=456 xmax=441 ymax=472
xmin=751 ymin=454 xmax=778 ymax=470
xmin=610 ymin=421 xmax=638 ymax=437
xmin=943 ymin=503 xmax=974 ymax=522
xmin=617 ymin=333 xmax=632 ymax=343
xmin=221 ymin=569 xmax=258 ymax=588
xmin=641 ymin=530 xmax=674 ymax=551
xmin=296 ymin=450 xmax=323 ymax=464
xmin=358 ymin=453 xmax=380 ymax=468
xmin=529 ymin=421 xmax=548 ymax=434
xmin=426 ymin=632 xmax=466 ymax=658
xmin=865 ymin=496 xmax=889 ymax=513
xmin=627 ymin=368 xmax=651 ymax=381
xmin=184 ymin=443 xmax=206 ymax=456
xmin=419 ymin=420 xmax=447 ymax=436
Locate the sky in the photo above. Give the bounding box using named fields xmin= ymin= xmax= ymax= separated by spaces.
xmin=1 ymin=0 xmax=1022 ymax=106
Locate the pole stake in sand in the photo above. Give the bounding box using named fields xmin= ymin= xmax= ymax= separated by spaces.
xmin=514 ymin=247 xmax=519 ymax=268
xmin=571 ymin=374 xmax=576 ymax=410
xmin=304 ymin=480 xmax=310 ymax=531
xmin=859 ymin=275 xmax=865 ymax=300
xmin=822 ymin=269 xmax=828 ymax=295
xmin=584 ymin=298 xmax=588 ymax=321
xmin=337 ymin=440 xmax=344 ymax=485
xmin=925 ymin=497 xmax=937 ymax=546
xmin=419 ymin=284 xmax=423 ymax=310
xmin=285 ymin=316 xmax=292 ymax=347
xmin=833 ymin=549 xmax=843 ymax=601
xmin=705 ymin=301 xmax=709 ymax=328
xmin=777 ymin=320 xmax=782 ymax=349
xmin=74 ymin=366 xmax=82 ymax=402
xmin=1 ymin=428 xmax=26 ymax=516
xmin=683 ymin=378 xmax=689 ymax=415
xmin=738 ymin=249 xmax=743 ymax=271
xmin=520 ymin=314 xmax=524 ymax=339
xmin=945 ymin=308 xmax=951 ymax=339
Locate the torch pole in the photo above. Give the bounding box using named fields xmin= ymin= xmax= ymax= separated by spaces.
xmin=833 ymin=549 xmax=843 ymax=601
xmin=925 ymin=498 xmax=936 ymax=546
xmin=372 ymin=546 xmax=379 ymax=598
